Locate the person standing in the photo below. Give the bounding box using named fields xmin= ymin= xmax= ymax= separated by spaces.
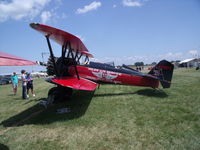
xmin=11 ymin=72 xmax=18 ymax=95
xmin=21 ymin=70 xmax=27 ymax=99
xmin=26 ymin=73 xmax=35 ymax=98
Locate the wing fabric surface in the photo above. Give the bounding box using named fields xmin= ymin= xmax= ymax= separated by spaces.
xmin=30 ymin=23 xmax=93 ymax=57
xmin=0 ymin=52 xmax=36 ymax=66
xmin=49 ymin=77 xmax=98 ymax=91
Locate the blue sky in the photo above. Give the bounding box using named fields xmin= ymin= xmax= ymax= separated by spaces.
xmin=0 ymin=0 xmax=200 ymax=65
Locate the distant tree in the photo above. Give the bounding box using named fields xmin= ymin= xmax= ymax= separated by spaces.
xmin=134 ymin=62 xmax=144 ymax=66
xmin=151 ymin=62 xmax=157 ymax=65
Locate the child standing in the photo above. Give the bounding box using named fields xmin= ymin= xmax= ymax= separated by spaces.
xmin=26 ymin=73 xmax=35 ymax=98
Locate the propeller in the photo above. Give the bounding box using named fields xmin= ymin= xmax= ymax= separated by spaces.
xmin=45 ymin=35 xmax=58 ymax=76
xmin=45 ymin=35 xmax=80 ymax=79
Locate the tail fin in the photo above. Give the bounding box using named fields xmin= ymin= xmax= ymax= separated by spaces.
xmin=148 ymin=60 xmax=174 ymax=88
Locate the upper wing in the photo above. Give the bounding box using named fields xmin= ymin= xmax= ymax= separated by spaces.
xmin=48 ymin=76 xmax=98 ymax=91
xmin=0 ymin=52 xmax=36 ymax=66
xmin=30 ymin=23 xmax=93 ymax=58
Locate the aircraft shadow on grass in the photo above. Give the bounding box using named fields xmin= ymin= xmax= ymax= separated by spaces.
xmin=0 ymin=143 xmax=9 ymax=150
xmin=1 ymin=88 xmax=167 ymax=127
xmin=94 ymin=88 xmax=168 ymax=98
xmin=1 ymin=91 xmax=94 ymax=127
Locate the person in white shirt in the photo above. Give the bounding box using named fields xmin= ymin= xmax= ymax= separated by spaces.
xmin=21 ymin=70 xmax=27 ymax=99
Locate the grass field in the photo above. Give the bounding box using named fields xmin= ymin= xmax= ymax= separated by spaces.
xmin=0 ymin=68 xmax=200 ymax=150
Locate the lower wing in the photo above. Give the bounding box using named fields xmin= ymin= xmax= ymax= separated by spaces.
xmin=47 ymin=76 xmax=98 ymax=91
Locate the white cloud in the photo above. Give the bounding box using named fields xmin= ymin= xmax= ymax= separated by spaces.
xmin=113 ymin=4 xmax=117 ymax=8
xmin=0 ymin=0 xmax=50 ymax=22
xmin=40 ymin=11 xmax=51 ymax=24
xmin=61 ymin=13 xmax=67 ymax=19
xmin=189 ymin=50 xmax=198 ymax=56
xmin=76 ymin=1 xmax=102 ymax=14
xmin=122 ymin=0 xmax=142 ymax=7
xmin=157 ymin=52 xmax=183 ymax=61
xmin=51 ymin=0 xmax=63 ymax=12
xmin=92 ymin=50 xmax=200 ymax=65
xmin=91 ymin=52 xmax=187 ymax=65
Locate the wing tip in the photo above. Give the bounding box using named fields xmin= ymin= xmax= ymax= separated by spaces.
xmin=30 ymin=23 xmax=40 ymax=29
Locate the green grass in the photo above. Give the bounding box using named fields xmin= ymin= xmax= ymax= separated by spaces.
xmin=0 ymin=68 xmax=200 ymax=150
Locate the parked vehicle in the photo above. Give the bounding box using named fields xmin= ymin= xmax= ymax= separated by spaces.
xmin=0 ymin=78 xmax=11 ymax=85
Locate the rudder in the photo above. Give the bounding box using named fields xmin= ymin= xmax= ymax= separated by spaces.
xmin=148 ymin=60 xmax=174 ymax=88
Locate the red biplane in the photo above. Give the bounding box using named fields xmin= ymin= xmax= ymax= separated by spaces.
xmin=29 ymin=23 xmax=174 ymax=104
xmin=0 ymin=23 xmax=174 ymax=104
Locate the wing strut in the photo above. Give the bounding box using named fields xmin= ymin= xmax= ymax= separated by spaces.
xmin=45 ymin=35 xmax=58 ymax=76
xmin=62 ymin=42 xmax=67 ymax=59
xmin=63 ymin=41 xmax=80 ymax=80
xmin=70 ymin=48 xmax=80 ymax=80
xmin=77 ymin=53 xmax=83 ymax=64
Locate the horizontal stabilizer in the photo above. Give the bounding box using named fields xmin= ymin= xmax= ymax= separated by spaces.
xmin=47 ymin=77 xmax=98 ymax=91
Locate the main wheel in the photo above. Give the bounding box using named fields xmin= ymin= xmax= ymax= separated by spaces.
xmin=47 ymin=86 xmax=73 ymax=104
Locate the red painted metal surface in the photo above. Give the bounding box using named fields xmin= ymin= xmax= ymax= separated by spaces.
xmin=69 ymin=65 xmax=159 ymax=88
xmin=157 ymin=65 xmax=173 ymax=70
xmin=30 ymin=23 xmax=93 ymax=58
xmin=0 ymin=52 xmax=36 ymax=66
xmin=51 ymin=76 xmax=98 ymax=91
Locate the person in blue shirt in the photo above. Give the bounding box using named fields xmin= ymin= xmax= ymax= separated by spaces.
xmin=11 ymin=72 xmax=18 ymax=95
xmin=26 ymin=73 xmax=35 ymax=98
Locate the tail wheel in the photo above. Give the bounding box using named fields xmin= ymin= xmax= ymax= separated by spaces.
xmin=47 ymin=86 xmax=73 ymax=104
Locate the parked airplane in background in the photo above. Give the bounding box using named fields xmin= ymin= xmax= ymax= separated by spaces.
xmin=29 ymin=23 xmax=174 ymax=104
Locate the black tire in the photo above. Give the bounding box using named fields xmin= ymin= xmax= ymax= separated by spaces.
xmin=47 ymin=86 xmax=73 ymax=104
xmin=47 ymin=87 xmax=61 ymax=104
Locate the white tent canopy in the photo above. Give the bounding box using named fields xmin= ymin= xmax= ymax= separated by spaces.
xmin=179 ymin=58 xmax=195 ymax=64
